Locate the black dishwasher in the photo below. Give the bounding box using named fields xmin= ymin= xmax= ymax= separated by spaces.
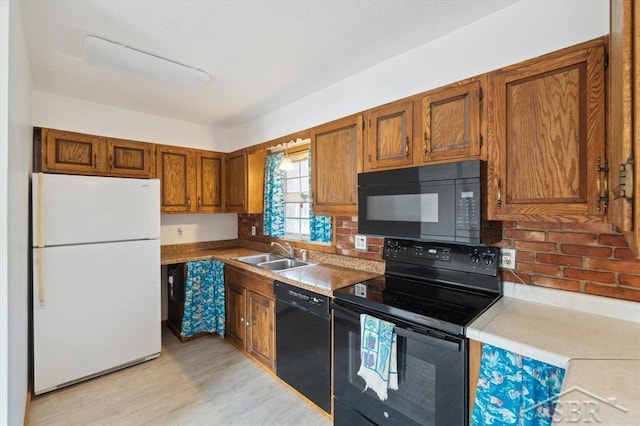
xmin=275 ymin=281 xmax=331 ymax=414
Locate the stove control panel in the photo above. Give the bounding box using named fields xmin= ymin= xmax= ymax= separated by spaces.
xmin=413 ymin=245 xmax=452 ymax=261
xmin=383 ymin=238 xmax=500 ymax=276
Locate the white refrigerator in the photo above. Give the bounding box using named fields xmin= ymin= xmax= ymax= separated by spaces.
xmin=32 ymin=173 xmax=161 ymax=395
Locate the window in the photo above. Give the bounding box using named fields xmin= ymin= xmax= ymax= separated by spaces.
xmin=283 ymin=151 xmax=311 ymax=240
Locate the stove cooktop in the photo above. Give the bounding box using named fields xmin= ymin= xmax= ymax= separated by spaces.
xmin=333 ymin=238 xmax=502 ymax=336
xmin=334 ymin=275 xmax=500 ymax=336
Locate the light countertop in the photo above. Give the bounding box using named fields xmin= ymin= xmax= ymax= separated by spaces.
xmin=553 ymin=359 xmax=640 ymax=425
xmin=468 ymin=281 xmax=640 ymax=424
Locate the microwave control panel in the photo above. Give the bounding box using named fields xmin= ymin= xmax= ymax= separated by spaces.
xmin=455 ymin=183 xmax=480 ymax=231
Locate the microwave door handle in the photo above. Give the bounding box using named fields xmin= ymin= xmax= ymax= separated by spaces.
xmin=393 ymin=326 xmax=462 ymax=352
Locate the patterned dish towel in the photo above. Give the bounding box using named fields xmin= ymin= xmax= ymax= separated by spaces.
xmin=357 ymin=314 xmax=398 ymax=401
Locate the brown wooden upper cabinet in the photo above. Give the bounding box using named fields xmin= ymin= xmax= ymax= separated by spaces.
xmin=226 ymin=148 xmax=265 ymax=213
xmin=196 ymin=151 xmax=225 ymax=213
xmin=107 ymin=138 xmax=154 ymax=177
xmin=156 ymin=145 xmax=195 ymax=213
xmin=39 ymin=128 xmax=154 ymax=178
xmin=311 ymin=114 xmax=363 ymax=216
xmin=608 ymin=0 xmax=639 ymax=255
xmin=364 ymin=101 xmax=414 ymax=171
xmin=486 ymin=38 xmax=606 ymax=222
xmin=419 ymin=79 xmax=482 ymax=163
xmin=156 ymin=145 xmax=225 ymax=213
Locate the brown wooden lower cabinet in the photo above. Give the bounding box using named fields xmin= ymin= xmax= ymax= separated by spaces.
xmin=468 ymin=339 xmax=482 ymax=421
xmin=224 ymin=265 xmax=275 ymax=371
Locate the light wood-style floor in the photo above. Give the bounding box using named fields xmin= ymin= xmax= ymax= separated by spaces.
xmin=29 ymin=328 xmax=332 ymax=425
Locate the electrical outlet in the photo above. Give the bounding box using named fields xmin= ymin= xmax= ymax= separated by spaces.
xmin=251 ymin=225 xmax=256 ymax=236
xmin=500 ymin=248 xmax=516 ymax=269
xmin=354 ymin=234 xmax=367 ymax=250
xmin=177 ymin=227 xmax=183 ymax=238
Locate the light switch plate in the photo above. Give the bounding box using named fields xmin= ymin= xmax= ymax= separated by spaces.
xmin=355 ymin=234 xmax=367 ymax=250
xmin=251 ymin=225 xmax=256 ymax=236
xmin=500 ymin=248 xmax=516 ymax=269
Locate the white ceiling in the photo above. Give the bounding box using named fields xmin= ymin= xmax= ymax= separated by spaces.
xmin=20 ymin=0 xmax=517 ymax=128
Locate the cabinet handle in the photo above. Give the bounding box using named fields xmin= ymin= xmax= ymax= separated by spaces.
xmin=246 ymin=321 xmax=250 ymax=327
xmin=187 ymin=197 xmax=191 ymax=207
xmin=497 ymin=179 xmax=502 ymax=209
xmin=108 ymin=154 xmax=113 ymax=170
xmin=198 ymin=197 xmax=202 ymax=207
xmin=596 ymin=156 xmax=609 ymax=213
xmin=240 ymin=317 xmax=244 ymax=322
xmin=405 ymin=136 xmax=410 ymax=157
xmin=93 ymin=153 xmax=97 ymax=169
xmin=612 ymin=159 xmax=634 ymax=199
xmin=423 ymin=132 xmax=430 ymax=155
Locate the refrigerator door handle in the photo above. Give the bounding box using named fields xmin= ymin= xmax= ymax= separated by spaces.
xmin=37 ymin=248 xmax=45 ymax=304
xmin=36 ymin=172 xmax=45 ymax=247
xmin=36 ymin=173 xmax=45 ymax=303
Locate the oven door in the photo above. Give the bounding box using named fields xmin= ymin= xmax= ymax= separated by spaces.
xmin=332 ymin=301 xmax=467 ymax=426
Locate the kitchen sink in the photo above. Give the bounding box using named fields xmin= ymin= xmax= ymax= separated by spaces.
xmin=235 ymin=253 xmax=285 ymax=265
xmin=235 ymin=253 xmax=315 ymax=272
xmin=257 ymin=259 xmax=311 ymax=271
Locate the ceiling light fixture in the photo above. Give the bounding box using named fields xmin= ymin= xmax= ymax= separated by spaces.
xmin=82 ymin=36 xmax=210 ymax=91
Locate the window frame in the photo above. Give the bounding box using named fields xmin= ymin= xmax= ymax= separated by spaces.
xmin=282 ymin=150 xmax=311 ymax=241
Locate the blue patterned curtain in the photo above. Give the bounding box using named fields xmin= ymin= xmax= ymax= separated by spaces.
xmin=263 ymin=152 xmax=285 ymax=237
xmin=181 ymin=260 xmax=225 ymax=338
xmin=307 ymin=147 xmax=333 ymax=243
xmin=472 ymin=344 xmax=566 ymax=426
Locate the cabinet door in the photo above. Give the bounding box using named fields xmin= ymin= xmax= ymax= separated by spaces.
xmin=487 ymin=39 xmax=606 ymax=221
xmin=42 ymin=128 xmax=107 ymax=174
xmin=311 ymin=115 xmax=362 ymax=216
xmin=609 ymin=0 xmax=639 ymax=255
xmin=196 ymin=151 xmax=225 ymax=212
xmin=225 ymin=282 xmax=247 ymax=350
xmin=247 ymin=291 xmax=275 ymax=371
xmin=365 ymin=101 xmax=413 ymax=170
xmin=420 ymin=80 xmax=481 ymax=163
xmin=107 ymin=139 xmax=153 ymax=178
xmin=156 ymin=145 xmax=195 ymax=213
xmin=226 ymin=150 xmax=247 ymax=212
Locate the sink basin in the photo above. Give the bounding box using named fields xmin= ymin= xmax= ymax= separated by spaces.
xmin=236 ymin=253 xmax=285 ymax=265
xmin=257 ymin=258 xmax=312 ymax=271
xmin=235 ymin=253 xmax=315 ymax=272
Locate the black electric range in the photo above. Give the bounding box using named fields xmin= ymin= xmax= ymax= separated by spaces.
xmin=333 ymin=237 xmax=502 ymax=336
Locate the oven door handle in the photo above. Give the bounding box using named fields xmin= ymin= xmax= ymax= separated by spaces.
xmin=333 ymin=301 xmax=463 ymax=352
xmin=393 ymin=326 xmax=462 ymax=352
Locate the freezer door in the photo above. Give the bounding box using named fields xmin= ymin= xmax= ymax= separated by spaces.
xmin=33 ymin=239 xmax=161 ymax=394
xmin=32 ymin=173 xmax=160 ymax=246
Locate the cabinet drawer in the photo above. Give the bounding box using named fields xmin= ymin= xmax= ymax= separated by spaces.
xmin=225 ymin=266 xmax=273 ymax=299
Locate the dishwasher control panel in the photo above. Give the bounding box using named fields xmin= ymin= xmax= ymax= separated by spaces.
xmin=274 ymin=280 xmax=330 ymax=316
xmin=286 ymin=289 xmax=326 ymax=308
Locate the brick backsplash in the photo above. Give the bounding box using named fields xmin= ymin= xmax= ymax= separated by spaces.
xmin=238 ymin=214 xmax=640 ymax=303
xmin=490 ymin=221 xmax=640 ymax=302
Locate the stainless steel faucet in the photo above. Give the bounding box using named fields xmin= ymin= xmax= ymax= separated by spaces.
xmin=271 ymin=241 xmax=294 ymax=259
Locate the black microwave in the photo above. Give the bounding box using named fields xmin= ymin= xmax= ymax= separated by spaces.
xmin=358 ymin=160 xmax=482 ymax=243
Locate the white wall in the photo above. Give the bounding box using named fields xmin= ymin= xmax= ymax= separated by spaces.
xmin=32 ymin=92 xmax=231 ymax=151
xmin=227 ymin=0 xmax=610 ymax=147
xmin=161 ymin=213 xmax=238 ymax=245
xmin=1 ymin=1 xmax=33 ymax=424
xmin=0 ymin=1 xmax=9 ymax=421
